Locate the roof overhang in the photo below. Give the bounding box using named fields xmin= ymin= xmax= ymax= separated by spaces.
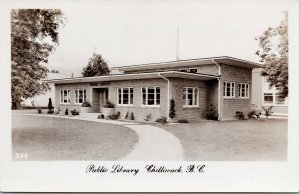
xmin=46 ymin=71 xmax=219 ymax=84
xmin=112 ymin=56 xmax=263 ymax=72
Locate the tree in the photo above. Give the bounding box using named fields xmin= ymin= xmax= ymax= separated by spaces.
xmin=11 ymin=9 xmax=65 ymax=109
xmin=169 ymin=98 xmax=176 ymax=119
xmin=255 ymin=12 xmax=288 ymax=98
xmin=82 ymin=53 xmax=111 ymax=77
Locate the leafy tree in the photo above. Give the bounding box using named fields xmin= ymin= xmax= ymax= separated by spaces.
xmin=82 ymin=53 xmax=111 ymax=77
xmin=169 ymin=98 xmax=176 ymax=119
xmin=255 ymin=12 xmax=288 ymax=98
xmin=11 ymin=9 xmax=65 ymax=109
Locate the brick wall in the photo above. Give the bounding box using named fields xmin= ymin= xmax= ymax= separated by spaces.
xmin=220 ymin=64 xmax=252 ymax=119
xmin=170 ymin=78 xmax=208 ymax=120
xmin=54 ymin=83 xmax=92 ymax=112
xmin=108 ymin=78 xmax=168 ymax=121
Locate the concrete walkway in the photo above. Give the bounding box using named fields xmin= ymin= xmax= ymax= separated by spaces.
xmin=13 ymin=113 xmax=185 ymax=160
xmin=120 ymin=124 xmax=184 ymax=161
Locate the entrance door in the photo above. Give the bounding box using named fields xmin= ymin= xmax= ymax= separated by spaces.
xmin=99 ymin=88 xmax=108 ymax=112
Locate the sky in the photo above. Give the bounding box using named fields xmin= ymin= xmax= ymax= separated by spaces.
xmin=47 ymin=0 xmax=287 ymax=73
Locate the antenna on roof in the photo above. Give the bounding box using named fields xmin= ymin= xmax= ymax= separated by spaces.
xmin=176 ymin=27 xmax=180 ymax=61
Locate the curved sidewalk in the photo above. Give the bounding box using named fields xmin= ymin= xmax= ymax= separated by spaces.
xmin=120 ymin=124 xmax=184 ymax=161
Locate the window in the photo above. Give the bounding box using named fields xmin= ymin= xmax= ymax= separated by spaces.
xmin=75 ymin=89 xmax=86 ymax=104
xmin=264 ymin=93 xmax=287 ymax=105
xmin=117 ymin=87 xmax=133 ymax=105
xmin=238 ymin=83 xmax=249 ymax=98
xmin=183 ymin=87 xmax=199 ymax=107
xmin=60 ymin=89 xmax=70 ymax=104
xmin=223 ymin=81 xmax=235 ymax=98
xmin=179 ymin=68 xmax=188 ymax=72
xmin=189 ymin=68 xmax=198 ymax=73
xmin=264 ymin=93 xmax=273 ymax=104
xmin=142 ymin=86 xmax=160 ymax=106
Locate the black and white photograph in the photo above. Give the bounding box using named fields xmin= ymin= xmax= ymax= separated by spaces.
xmin=0 ymin=0 xmax=299 ymax=192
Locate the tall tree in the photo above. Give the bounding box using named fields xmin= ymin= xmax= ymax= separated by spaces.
xmin=11 ymin=9 xmax=65 ymax=109
xmin=82 ymin=53 xmax=111 ymax=77
xmin=255 ymin=12 xmax=288 ymax=98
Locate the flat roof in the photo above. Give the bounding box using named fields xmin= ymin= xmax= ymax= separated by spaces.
xmin=46 ymin=71 xmax=219 ymax=84
xmin=112 ymin=56 xmax=263 ymax=72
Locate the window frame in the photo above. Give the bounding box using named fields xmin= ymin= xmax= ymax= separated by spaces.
xmin=60 ymin=89 xmax=70 ymax=104
xmin=183 ymin=87 xmax=199 ymax=108
xmin=117 ymin=87 xmax=134 ymax=106
xmin=263 ymin=92 xmax=288 ymax=106
xmin=179 ymin=68 xmax=188 ymax=72
xmin=223 ymin=81 xmax=235 ymax=98
xmin=75 ymin=89 xmax=87 ymax=104
xmin=189 ymin=68 xmax=198 ymax=73
xmin=238 ymin=83 xmax=250 ymax=99
xmin=141 ymin=86 xmax=161 ymax=107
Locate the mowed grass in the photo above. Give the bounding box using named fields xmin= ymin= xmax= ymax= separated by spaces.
xmin=12 ymin=114 xmax=138 ymax=161
xmin=162 ymin=119 xmax=287 ymax=161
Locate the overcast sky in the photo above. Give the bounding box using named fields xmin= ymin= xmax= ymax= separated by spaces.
xmin=47 ymin=1 xmax=286 ymax=70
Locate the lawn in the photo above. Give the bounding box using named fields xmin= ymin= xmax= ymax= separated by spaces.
xmin=162 ymin=119 xmax=287 ymax=161
xmin=12 ymin=114 xmax=138 ymax=161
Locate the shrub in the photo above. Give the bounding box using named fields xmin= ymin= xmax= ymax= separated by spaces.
xmin=155 ymin=116 xmax=168 ymax=124
xmin=247 ymin=110 xmax=260 ymax=119
xmin=47 ymin=109 xmax=54 ymax=114
xmin=130 ymin=112 xmax=135 ymax=120
xmin=103 ymin=99 xmax=115 ymax=108
xmin=48 ymin=98 xmax=54 ymax=110
xmin=204 ymin=104 xmax=218 ymax=120
xmin=65 ymin=108 xmax=69 ymax=115
xmin=169 ymin=99 xmax=176 ymax=119
xmin=235 ymin=111 xmax=247 ymax=120
xmin=82 ymin=100 xmax=91 ymax=107
xmin=178 ymin=119 xmax=189 ymax=123
xmin=71 ymin=109 xmax=80 ymax=115
xmin=125 ymin=111 xmax=129 ymax=119
xmin=97 ymin=114 xmax=104 ymax=119
xmin=108 ymin=111 xmax=120 ymax=120
xmin=262 ymin=106 xmax=273 ymax=119
xmin=144 ymin=113 xmax=152 ymax=121
xmin=37 ymin=107 xmax=42 ymax=114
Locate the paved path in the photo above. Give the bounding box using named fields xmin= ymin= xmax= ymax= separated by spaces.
xmin=120 ymin=124 xmax=184 ymax=161
xmin=13 ymin=113 xmax=185 ymax=160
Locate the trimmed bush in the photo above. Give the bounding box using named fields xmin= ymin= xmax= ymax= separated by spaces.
xmin=169 ymin=99 xmax=176 ymax=119
xmin=71 ymin=109 xmax=80 ymax=115
xmin=65 ymin=108 xmax=69 ymax=115
xmin=178 ymin=119 xmax=189 ymax=123
xmin=103 ymin=100 xmax=115 ymax=108
xmin=130 ymin=112 xmax=135 ymax=120
xmin=97 ymin=114 xmax=104 ymax=119
xmin=47 ymin=109 xmax=54 ymax=114
xmin=108 ymin=111 xmax=120 ymax=120
xmin=235 ymin=111 xmax=247 ymax=120
xmin=82 ymin=100 xmax=91 ymax=107
xmin=37 ymin=107 xmax=42 ymax=114
xmin=125 ymin=111 xmax=129 ymax=119
xmin=48 ymin=98 xmax=54 ymax=110
xmin=155 ymin=116 xmax=168 ymax=124
xmin=204 ymin=104 xmax=218 ymax=120
xmin=247 ymin=110 xmax=260 ymax=119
